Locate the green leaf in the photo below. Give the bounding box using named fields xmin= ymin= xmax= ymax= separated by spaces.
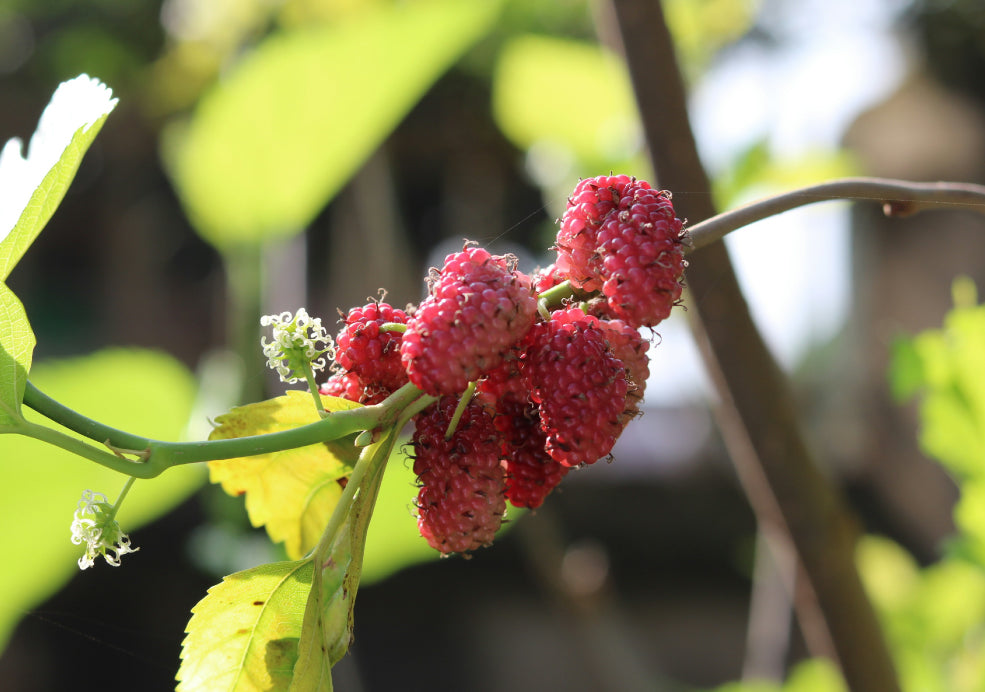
xmin=0 ymin=283 xmax=34 ymax=426
xmin=891 ymin=282 xmax=985 ymax=479
xmin=177 ymin=558 xmax=314 ymax=692
xmin=0 ymin=348 xmax=202 ymax=651
xmin=887 ymin=335 xmax=924 ymax=403
xmin=492 ymin=35 xmax=643 ymax=176
xmin=166 ymin=0 xmax=501 ymax=249
xmin=0 ymin=115 xmax=112 ymax=281
xmin=208 ymin=391 xmax=362 ymax=559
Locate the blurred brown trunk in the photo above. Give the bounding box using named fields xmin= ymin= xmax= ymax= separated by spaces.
xmin=603 ymin=1 xmax=900 ymax=690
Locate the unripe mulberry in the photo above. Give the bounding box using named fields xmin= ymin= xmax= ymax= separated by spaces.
xmin=412 ymin=397 xmax=507 ymax=554
xmin=401 ymin=246 xmax=537 ymax=396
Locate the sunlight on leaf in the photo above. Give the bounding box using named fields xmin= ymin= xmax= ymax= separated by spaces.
xmin=0 ymin=348 xmax=201 ymax=651
xmin=166 ymin=0 xmax=500 ymax=248
xmin=0 ymin=75 xmax=116 ymax=280
xmin=208 ymin=391 xmax=361 ymax=559
xmin=0 ymin=283 xmax=34 ymax=427
xmin=177 ymin=558 xmax=314 ymax=692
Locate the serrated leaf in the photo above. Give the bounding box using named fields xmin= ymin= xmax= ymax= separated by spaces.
xmin=167 ymin=0 xmax=501 ymax=249
xmin=177 ymin=558 xmax=314 ymax=692
xmin=209 ymin=391 xmax=362 ymax=559
xmin=0 ymin=112 xmax=113 ymax=280
xmin=0 ymin=283 xmax=34 ymax=426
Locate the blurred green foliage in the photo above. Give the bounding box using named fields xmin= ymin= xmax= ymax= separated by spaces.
xmin=0 ymin=349 xmax=204 ymax=650
xmin=164 ymin=0 xmax=501 ymax=250
xmin=850 ymin=276 xmax=985 ymax=691
xmin=710 ymin=658 xmax=847 ymax=692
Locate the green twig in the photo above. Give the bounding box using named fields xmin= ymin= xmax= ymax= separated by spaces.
xmin=445 ymin=382 xmax=476 ymax=440
xmin=20 ymin=379 xmax=429 ymax=478
xmin=687 ymin=177 xmax=985 ymax=252
xmin=302 ymin=366 xmax=326 ymax=417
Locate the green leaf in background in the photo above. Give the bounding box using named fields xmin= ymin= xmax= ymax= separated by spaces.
xmin=165 ymin=0 xmax=501 ymax=249
xmin=492 ymin=34 xmax=644 ymax=180
xmin=708 ymin=658 xmax=846 ymax=692
xmin=0 ymin=283 xmax=34 ymax=427
xmin=0 ymin=348 xmax=203 ymax=651
xmin=711 ymin=139 xmax=860 ymax=211
xmin=663 ymin=0 xmax=757 ymax=76
xmin=177 ymin=558 xmax=314 ymax=692
xmin=208 ymin=391 xmax=361 ymax=559
xmin=889 ymin=277 xmax=985 ymax=480
xmin=857 ymin=535 xmax=985 ymax=692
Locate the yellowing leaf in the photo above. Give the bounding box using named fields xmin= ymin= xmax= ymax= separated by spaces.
xmin=209 ymin=391 xmax=362 ymax=559
xmin=177 ymin=558 xmax=314 ymax=692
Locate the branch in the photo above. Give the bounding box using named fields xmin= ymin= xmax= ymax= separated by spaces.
xmin=606 ymin=1 xmax=901 ymax=690
xmin=688 ymin=177 xmax=985 ymax=251
xmin=20 ymin=379 xmax=428 ymax=478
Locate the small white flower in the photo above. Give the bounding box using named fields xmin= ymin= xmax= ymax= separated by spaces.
xmin=260 ymin=308 xmax=334 ymax=383
xmin=0 ymin=74 xmax=118 ymax=243
xmin=70 ymin=489 xmax=138 ymax=570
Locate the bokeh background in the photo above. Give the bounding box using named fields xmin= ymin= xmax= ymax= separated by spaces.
xmin=2 ymin=0 xmax=985 ymax=689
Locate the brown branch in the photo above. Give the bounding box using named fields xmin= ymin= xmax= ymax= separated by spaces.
xmin=605 ymin=1 xmax=901 ymax=690
xmin=689 ymin=177 xmax=985 ymax=251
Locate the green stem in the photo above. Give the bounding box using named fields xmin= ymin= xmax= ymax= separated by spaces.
xmin=302 ymin=366 xmax=326 ymax=417
xmin=445 ymin=382 xmax=476 ymax=440
xmin=21 ymin=379 xmax=429 ymax=478
xmin=107 ymin=476 xmax=137 ymax=521
xmin=16 ymin=419 xmax=160 ymax=476
xmin=313 ymin=389 xmax=434 ymax=561
xmin=686 ymin=177 xmax=985 ymax=252
xmin=536 ymin=280 xmax=595 ymax=317
xmin=22 ymin=381 xmax=149 ymax=451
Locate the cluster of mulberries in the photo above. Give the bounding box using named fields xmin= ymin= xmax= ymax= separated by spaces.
xmin=319 ymin=175 xmax=686 ymax=555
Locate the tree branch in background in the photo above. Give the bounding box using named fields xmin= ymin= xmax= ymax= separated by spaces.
xmin=605 ymin=1 xmax=901 ymax=690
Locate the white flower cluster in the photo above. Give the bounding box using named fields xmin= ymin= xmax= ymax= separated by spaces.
xmin=70 ymin=489 xmax=138 ymax=570
xmin=0 ymin=74 xmax=117 ymax=243
xmin=260 ymin=308 xmax=333 ymax=383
